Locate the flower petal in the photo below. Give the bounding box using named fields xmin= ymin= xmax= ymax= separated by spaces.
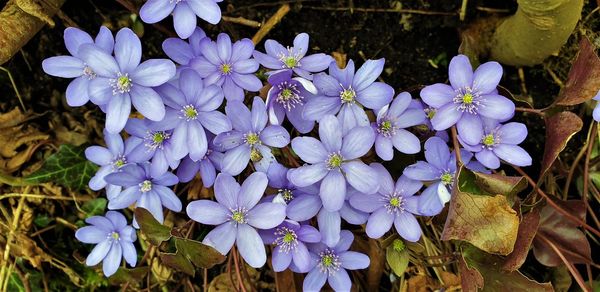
xmin=341 ymin=161 xmax=379 ymax=195
xmin=114 ymin=28 xmax=141 ymax=73
xmin=420 ymin=83 xmax=455 ymax=108
xmin=85 ymin=239 xmax=111 ymax=266
xmin=236 ymin=224 xmax=266 ymax=268
xmin=251 ymin=96 xmax=268 ymax=132
xmin=76 ymin=226 xmax=109 ymax=244
xmin=79 ymin=44 xmax=119 ymax=77
xmin=203 ymin=223 xmax=236 ymax=255
xmin=162 ymin=37 xmax=193 ymax=65
xmin=478 ymin=94 xmax=515 ymax=121
xmin=493 ymin=144 xmax=532 ymax=167
xmin=130 ymin=86 xmax=165 ymax=121
xmin=102 ymin=242 xmax=122 ymax=276
xmin=42 ymin=56 xmax=84 ymax=78
xmin=394 ymin=212 xmax=422 ymax=242
xmin=186 ymin=200 xmax=230 ymax=225
xmin=238 ymin=172 xmax=268 ymax=209
xmin=303 ymin=268 xmax=327 ymax=291
xmin=352 ymin=58 xmax=384 ymax=91
xmin=473 ymin=61 xmax=503 ymax=94
xmin=430 ymin=103 xmax=462 ymax=131
xmin=139 ymin=0 xmax=175 ymax=23
xmin=105 ymin=94 xmax=131 ymax=133
xmin=225 ymin=101 xmax=252 ymax=133
xmin=187 ymin=0 xmax=222 ymax=24
xmin=341 ymin=126 xmax=375 ymax=159
xmin=328 ymin=269 xmax=352 ymax=292
xmin=260 ymin=125 xmax=290 ymax=148
xmin=391 ymin=129 xmax=421 ymax=154
xmin=317 ymin=209 xmax=341 ymax=248
xmin=356 ymin=82 xmax=394 ymax=110
xmin=318 ymin=115 xmax=342 ymax=152
xmin=320 ymin=171 xmax=346 ymax=212
xmin=339 ymin=251 xmax=370 ymax=270
xmin=131 ymin=59 xmax=176 ymax=87
xmin=221 ymin=145 xmax=251 ymax=176
xmin=287 ymin=194 xmax=322 ymax=221
xmin=173 ymin=3 xmax=197 ymax=39
xmin=498 ymin=122 xmax=528 ymax=144
xmin=214 ymin=173 xmax=240 ymax=209
xmin=287 ymin=163 xmax=328 ymax=187
xmin=448 ymin=55 xmax=473 ymax=89
xmin=475 ymin=150 xmax=501 ymax=169
xmin=247 ymin=202 xmax=286 ymax=229
xmin=64 ymin=27 xmax=93 ymax=57
xmin=366 ymin=208 xmax=394 ymax=238
xmin=291 ymin=137 xmax=328 ymax=163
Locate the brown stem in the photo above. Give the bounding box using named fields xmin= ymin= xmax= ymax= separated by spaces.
xmin=515 ymin=107 xmax=544 ymax=116
xmin=450 ymin=126 xmax=463 ymax=166
xmin=251 ymin=4 xmax=290 ymax=44
xmin=232 ymin=248 xmax=248 ymax=292
xmin=513 ymin=166 xmax=600 ymax=238
xmin=563 ymin=122 xmax=594 ymax=199
xmin=537 ymin=233 xmax=590 ymax=292
xmin=582 ymin=123 xmax=596 ymax=214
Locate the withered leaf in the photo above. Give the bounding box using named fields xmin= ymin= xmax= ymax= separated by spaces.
xmin=540 ymin=111 xmax=583 ymax=177
xmin=442 ymin=167 xmax=520 ymax=255
xmin=556 ymin=37 xmax=600 ymax=106
xmin=473 ymin=171 xmax=527 ymax=203
xmin=532 ymin=200 xmax=592 ymax=267
xmin=502 ymin=208 xmax=541 ymax=271
xmin=462 ymin=245 xmax=553 ymax=292
xmin=160 ymin=252 xmax=195 ymax=276
xmin=174 ymin=237 xmax=226 ymax=269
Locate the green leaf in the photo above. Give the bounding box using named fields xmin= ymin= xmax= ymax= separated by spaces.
xmin=386 ymin=239 xmax=409 ymax=276
xmin=175 ymin=237 xmax=226 ymax=269
xmin=7 ymin=272 xmax=25 ymax=292
xmin=108 ymin=267 xmax=149 ymax=285
xmin=34 ymin=214 xmax=53 ymax=227
xmin=462 ymin=245 xmax=553 ymax=291
xmin=23 ymin=144 xmax=98 ymax=190
xmin=81 ymin=198 xmax=107 ymax=216
xmin=160 ymin=252 xmax=195 ymax=276
xmin=134 ymin=208 xmax=171 ymax=246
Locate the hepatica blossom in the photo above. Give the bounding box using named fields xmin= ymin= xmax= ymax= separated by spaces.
xmin=350 ymin=164 xmax=424 ymax=241
xmin=75 ymin=211 xmax=137 ymax=276
xmin=42 ymin=26 xmax=114 ymax=106
xmin=303 ymin=230 xmax=369 ymax=291
xmin=104 ymin=163 xmax=181 ymax=225
xmin=593 ymin=91 xmax=600 ymax=122
xmin=85 ymin=130 xmax=141 ymax=200
xmin=79 ymin=28 xmax=176 ymax=133
xmin=214 ymin=97 xmax=290 ymax=175
xmin=253 ymin=32 xmax=333 ymax=79
xmin=373 ymin=92 xmax=426 ymax=160
xmin=191 ymin=33 xmax=261 ymax=101
xmin=186 ymin=173 xmax=286 ymax=267
xmin=266 ymin=70 xmax=317 ymax=133
xmin=304 ymin=59 xmax=394 ymax=134
xmin=176 ymin=137 xmax=224 ymax=187
xmin=420 ymin=54 xmax=515 ymax=145
xmin=261 ymin=220 xmax=321 ymax=273
xmin=288 ymin=115 xmax=378 ymax=212
xmin=459 ymin=120 xmax=532 ymax=169
xmin=140 ymin=0 xmax=221 ymax=39
xmin=156 ymin=69 xmax=231 ymax=161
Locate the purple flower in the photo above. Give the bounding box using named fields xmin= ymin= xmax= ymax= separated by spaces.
xmin=459 ymin=120 xmax=532 ymax=169
xmin=288 ymin=115 xmax=378 ymax=212
xmin=593 ymin=91 xmax=600 ymax=122
xmin=190 ymin=33 xmax=261 ymax=101
xmin=186 ymin=172 xmax=286 ymax=267
xmin=260 ymin=220 xmax=321 ymax=273
xmin=85 ymin=130 xmax=142 ymax=200
xmin=303 ymin=230 xmax=369 ymax=291
xmin=75 ymin=211 xmax=137 ymax=276
xmin=253 ymin=33 xmax=333 ymax=80
xmin=139 ymin=0 xmax=221 ymax=39
xmin=104 ymin=163 xmax=181 ymax=225
xmin=176 ymin=137 xmax=224 ymax=187
xmin=42 ymin=26 xmax=114 ymax=107
xmin=420 ymin=55 xmax=515 ymax=145
xmin=79 ymin=28 xmax=176 ymax=133
xmin=408 ymin=99 xmax=450 ymax=142
xmin=125 ymin=118 xmax=181 ymax=178
xmin=266 ymin=162 xmax=368 ymax=247
xmin=350 ymin=163 xmax=424 ymax=241
xmin=303 ymin=59 xmax=394 ymax=134
xmin=266 ymin=70 xmax=317 ymax=133
xmin=373 ymin=92 xmax=425 ymax=160
xmin=213 ymin=97 xmax=290 ymax=175
xmin=155 ymin=69 xmax=231 ymax=161
xmin=162 ymin=27 xmax=207 ymax=67
xmin=403 ymin=136 xmax=478 ymax=215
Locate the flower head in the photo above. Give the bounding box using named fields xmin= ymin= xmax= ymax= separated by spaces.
xmin=162 ymin=27 xmax=208 ymax=67
xmin=373 ymin=92 xmax=426 ymax=160
xmin=592 ymin=91 xmax=600 ymax=122
xmin=85 ymin=131 xmax=142 ymax=200
xmin=266 ymin=70 xmax=317 ymax=133
xmin=42 ymin=26 xmax=114 ymax=107
xmin=104 ymin=163 xmax=181 ymax=225
xmin=287 ymin=115 xmax=378 ymax=212
xmin=176 ymin=138 xmax=225 ymax=187
xmin=303 ymin=230 xmax=369 ymax=291
xmin=186 ymin=172 xmax=286 ymax=268
xmin=350 ymin=164 xmax=424 ymax=241
xmin=420 ymin=55 xmax=515 ymax=145
xmin=155 ymin=69 xmax=231 ymax=162
xmin=459 ymin=120 xmax=532 ymax=169
xmin=304 ymin=59 xmax=394 ymax=134
xmin=253 ymin=33 xmax=333 ymax=79
xmin=260 ymin=220 xmax=321 ymax=273
xmin=75 ymin=211 xmax=137 ymax=276
xmin=140 ymin=0 xmax=221 ymax=38
xmin=78 ymin=28 xmax=176 ymax=133
xmin=189 ymin=33 xmax=261 ymax=101
xmin=213 ymin=97 xmax=290 ymax=175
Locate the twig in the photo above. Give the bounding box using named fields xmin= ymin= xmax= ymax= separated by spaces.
xmin=303 ymin=6 xmax=456 ymax=16
xmin=459 ymin=0 xmax=468 ymax=21
xmin=450 ymin=126 xmax=463 ymax=166
xmin=252 ymin=4 xmax=290 ymax=44
xmin=545 ymin=65 xmax=564 ymax=87
xmin=537 ymin=233 xmax=590 ymax=292
xmin=0 ymin=66 xmax=26 ymax=112
xmin=475 ymin=6 xmax=511 ymax=13
xmin=582 ymin=123 xmax=596 ymax=213
xmin=0 ymin=193 xmax=90 ymax=201
xmin=232 ymin=248 xmax=248 ymax=292
xmin=515 ymin=107 xmax=544 ymax=116
xmin=564 ymin=121 xmax=595 ymax=199
xmin=222 ymin=16 xmax=261 ymax=28
xmin=513 ymin=166 xmax=600 ymax=238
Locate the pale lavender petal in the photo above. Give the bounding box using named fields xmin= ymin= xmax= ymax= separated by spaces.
xmin=236 ymin=224 xmax=266 ymax=268
xmin=153 ymin=186 xmax=182 ymax=211
xmin=287 ymin=164 xmax=328 ymax=187
xmin=318 ymin=115 xmax=342 ymax=152
xmin=214 ymin=173 xmax=240 ymax=209
xmin=105 ymin=94 xmax=131 ymax=133
xmin=473 ymin=61 xmax=502 ymax=94
xmin=88 ymin=77 xmax=112 ymax=105
xmin=173 ymin=3 xmax=197 ymax=39
xmin=216 ymin=33 xmax=232 ymax=62
xmin=375 ymin=135 xmax=393 ymax=161
xmin=300 ymin=53 xmax=333 ymax=72
xmin=366 ymin=208 xmax=394 ymax=238
xmin=203 ymin=223 xmax=236 ymax=255
xmin=302 ymin=96 xmax=340 ymax=121
xmin=317 ymin=209 xmax=341 ymax=248
xmin=448 ymin=55 xmax=473 ymax=89
xmin=475 ymin=150 xmax=501 ymax=169
xmin=420 ymin=83 xmax=455 ymax=108
xmin=114 ymin=28 xmax=141 ymax=73
xmin=95 ymin=26 xmax=114 ymax=54
xmin=498 ymin=122 xmax=528 ymax=144
xmin=225 ymin=101 xmax=252 ymax=133
xmin=291 ymin=137 xmax=328 ymax=163
xmin=356 ymin=82 xmax=394 ymax=110
xmin=391 ymin=129 xmax=421 ymax=154
xmin=130 ymin=86 xmax=165 ymax=121
xmin=287 ymin=195 xmax=322 ymax=221
xmin=221 ymin=145 xmax=250 ymax=176
xmin=260 ymin=125 xmax=290 ymax=148
xmin=120 ymin=241 xmax=137 ymax=266
xmin=370 ymin=163 xmax=394 ymax=195
xmin=187 ymin=0 xmax=222 ymax=24
xmin=339 ymin=251 xmax=370 ymax=270
xmin=251 ymin=96 xmax=268 ymax=132
xmin=341 ymin=161 xmax=379 ymax=195
xmin=76 ymin=226 xmax=108 ymax=244
xmin=493 ymin=144 xmax=532 ymax=167
xmin=131 ymin=59 xmax=176 ymax=87
xmin=231 ymin=39 xmax=255 ymax=63
xmin=85 ymin=146 xmax=112 ymax=165
xmin=232 ymin=73 xmax=262 ymax=92
xmin=42 ymin=56 xmax=84 ymax=78
xmin=186 ymin=200 xmax=229 ymax=225
xmin=478 ymin=94 xmax=515 ymax=120
xmin=253 ymin=51 xmax=280 ymax=69
xmin=79 ymin=44 xmax=119 ymax=77
xmin=303 ymin=268 xmax=327 ymax=291
xmin=334 ymin=230 xmax=354 ymax=253
xmin=102 ymin=242 xmax=122 ymax=276
xmin=162 ymin=38 xmax=193 ymax=65
xmin=341 ymin=126 xmax=375 ymax=159
xmin=418 ymin=183 xmax=445 ymax=216
xmin=394 ymin=212 xmax=421 ymax=242
xmin=85 ymin=239 xmax=111 ymax=266
xmin=403 ymin=161 xmax=439 ymax=181
xmin=320 ymin=171 xmax=346 ymax=212
xmin=238 ymin=172 xmax=268 ymax=209
xmin=199 ymin=111 xmax=231 ymax=135
xmin=272 ymin=246 xmax=292 ymax=272
xmin=66 ymin=77 xmax=90 ymax=106
xmin=430 ymin=103 xmax=462 ymax=131
xmin=247 ymin=202 xmax=286 ymax=229
xmin=292 ymin=242 xmax=312 ymax=272
xmin=64 ymin=27 xmax=93 ymax=57
xmin=139 ymin=0 xmax=175 ymax=23
xmin=352 ymin=58 xmax=384 ymax=91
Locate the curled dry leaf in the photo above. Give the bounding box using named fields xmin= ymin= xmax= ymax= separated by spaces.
xmin=540 ymin=111 xmax=583 ymax=177
xmin=532 ymin=200 xmax=592 ymax=267
xmin=442 ymin=167 xmax=520 ymax=255
xmin=556 ymin=37 xmax=600 ymax=106
xmin=0 ymin=108 xmax=49 ymax=172
xmin=502 ymin=207 xmax=541 ymax=271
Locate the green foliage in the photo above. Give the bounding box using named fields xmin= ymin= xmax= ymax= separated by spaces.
xmin=81 ymin=198 xmax=107 ymax=217
xmin=134 ymin=208 xmax=172 ymax=245
xmin=386 ymin=239 xmax=409 ymax=276
xmin=24 ymin=144 xmax=97 ymax=190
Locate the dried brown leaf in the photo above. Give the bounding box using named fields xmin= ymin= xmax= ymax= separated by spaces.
xmin=502 ymin=208 xmax=541 ymax=271
xmin=556 ymin=37 xmax=600 ymax=106
xmin=540 ymin=111 xmax=583 ymax=177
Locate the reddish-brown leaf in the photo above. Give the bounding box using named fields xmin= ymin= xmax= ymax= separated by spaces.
xmin=556 ymin=37 xmax=600 ymax=106
xmin=502 ymin=208 xmax=541 ymax=271
xmin=458 ymin=254 xmax=484 ymax=292
xmin=532 ymin=200 xmax=592 ymax=267
xmin=540 ymin=112 xmax=583 ymax=177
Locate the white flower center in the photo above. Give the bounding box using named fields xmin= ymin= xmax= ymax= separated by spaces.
xmin=276 ymin=81 xmax=304 ymax=111
xmin=110 ymin=72 xmax=132 ymax=95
